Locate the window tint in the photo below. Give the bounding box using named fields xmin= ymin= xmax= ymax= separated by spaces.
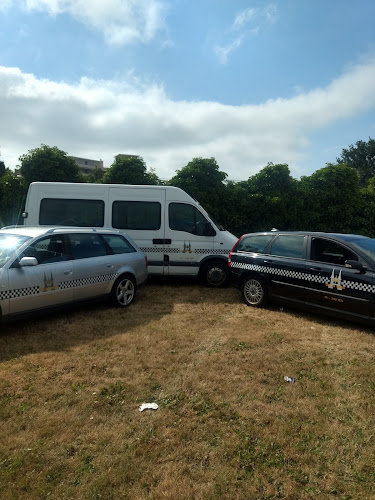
xmin=270 ymin=235 xmax=305 ymax=259
xmin=102 ymin=234 xmax=136 ymax=254
xmin=20 ymin=235 xmax=70 ymax=264
xmin=69 ymin=234 xmax=107 ymax=259
xmin=311 ymin=238 xmax=358 ymax=266
xmin=237 ymin=235 xmax=274 ymax=253
xmin=40 ymin=199 xmax=104 ymax=227
xmin=112 ymin=201 xmax=161 ymax=230
xmin=169 ymin=203 xmax=213 ymax=236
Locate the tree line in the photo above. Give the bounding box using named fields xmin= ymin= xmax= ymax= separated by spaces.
xmin=1 ymin=138 xmax=375 ymax=237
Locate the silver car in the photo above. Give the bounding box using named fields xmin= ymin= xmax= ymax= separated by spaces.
xmin=0 ymin=226 xmax=148 ymax=321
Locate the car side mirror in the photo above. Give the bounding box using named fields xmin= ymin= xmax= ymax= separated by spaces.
xmin=19 ymin=256 xmax=38 ymax=267
xmin=345 ymin=259 xmax=367 ymax=274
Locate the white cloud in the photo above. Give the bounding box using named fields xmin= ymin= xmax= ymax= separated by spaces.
xmin=215 ymin=3 xmax=278 ymax=64
xmin=3 ymin=0 xmax=168 ymax=45
xmin=1 ymin=57 xmax=375 ymax=180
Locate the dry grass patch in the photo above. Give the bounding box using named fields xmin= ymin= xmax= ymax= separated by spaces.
xmin=0 ymin=279 xmax=374 ymax=499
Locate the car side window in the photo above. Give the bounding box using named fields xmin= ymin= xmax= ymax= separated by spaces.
xmin=69 ymin=234 xmax=107 ymax=259
xmin=237 ymin=235 xmax=274 ymax=253
xmin=20 ymin=235 xmax=70 ymax=264
xmin=102 ymin=235 xmax=136 ymax=254
xmin=270 ymin=235 xmax=305 ymax=259
xmin=310 ymin=238 xmax=358 ymax=266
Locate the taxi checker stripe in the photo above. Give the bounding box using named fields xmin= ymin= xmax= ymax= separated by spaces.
xmin=140 ymin=247 xmax=229 ymax=254
xmin=231 ymin=261 xmax=375 ymax=293
xmin=0 ymin=286 xmax=39 ymax=300
xmin=0 ymin=274 xmax=119 ymax=301
xmin=59 ymin=273 xmax=119 ymax=289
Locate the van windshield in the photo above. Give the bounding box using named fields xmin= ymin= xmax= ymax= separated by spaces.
xmin=0 ymin=234 xmax=31 ymax=268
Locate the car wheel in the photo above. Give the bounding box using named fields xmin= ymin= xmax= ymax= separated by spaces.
xmin=201 ymin=261 xmax=228 ymax=287
xmin=111 ymin=274 xmax=136 ymax=307
xmin=242 ymin=277 xmax=267 ymax=307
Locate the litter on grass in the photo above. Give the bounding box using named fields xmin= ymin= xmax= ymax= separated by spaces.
xmin=284 ymin=376 xmax=295 ymax=383
xmin=139 ymin=403 xmax=159 ymax=412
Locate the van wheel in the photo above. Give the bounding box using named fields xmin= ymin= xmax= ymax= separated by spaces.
xmin=242 ymin=277 xmax=267 ymax=307
xmin=201 ymin=261 xmax=228 ymax=287
xmin=111 ymin=274 xmax=136 ymax=307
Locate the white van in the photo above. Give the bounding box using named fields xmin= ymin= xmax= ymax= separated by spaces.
xmin=23 ymin=182 xmax=237 ymax=286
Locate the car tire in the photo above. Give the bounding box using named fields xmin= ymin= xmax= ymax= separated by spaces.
xmin=242 ymin=276 xmax=267 ymax=307
xmin=201 ymin=261 xmax=228 ymax=287
xmin=111 ymin=274 xmax=136 ymax=307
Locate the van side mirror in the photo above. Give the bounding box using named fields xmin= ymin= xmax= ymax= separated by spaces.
xmin=345 ymin=260 xmax=367 ymax=273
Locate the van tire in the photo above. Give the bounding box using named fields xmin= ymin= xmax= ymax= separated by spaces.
xmin=111 ymin=274 xmax=136 ymax=307
xmin=201 ymin=261 xmax=228 ymax=287
xmin=241 ymin=276 xmax=267 ymax=307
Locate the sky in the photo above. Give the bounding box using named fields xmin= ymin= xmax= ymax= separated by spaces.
xmin=1 ymin=0 xmax=375 ymax=182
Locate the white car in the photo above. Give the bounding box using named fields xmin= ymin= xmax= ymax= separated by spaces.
xmin=0 ymin=226 xmax=148 ymax=321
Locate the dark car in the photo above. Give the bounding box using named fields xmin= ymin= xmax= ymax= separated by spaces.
xmin=228 ymin=231 xmax=375 ymax=326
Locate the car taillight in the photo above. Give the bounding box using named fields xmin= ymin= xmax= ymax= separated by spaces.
xmin=228 ymin=236 xmax=243 ymax=267
xmin=145 ymin=255 xmax=148 ymax=268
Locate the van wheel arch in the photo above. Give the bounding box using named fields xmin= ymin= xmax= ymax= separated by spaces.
xmin=200 ymin=258 xmax=229 ymax=287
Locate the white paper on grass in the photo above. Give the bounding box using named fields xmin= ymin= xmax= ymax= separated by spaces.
xmin=139 ymin=403 xmax=159 ymax=412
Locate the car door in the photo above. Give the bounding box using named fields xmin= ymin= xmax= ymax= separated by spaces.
xmin=7 ymin=234 xmax=74 ymax=315
xmin=69 ymin=233 xmax=117 ymax=301
xmin=164 ymin=202 xmax=214 ymax=276
xmin=265 ymin=234 xmax=308 ymax=305
xmin=305 ymin=236 xmax=373 ymax=321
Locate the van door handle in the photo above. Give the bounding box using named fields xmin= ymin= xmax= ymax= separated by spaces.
xmin=153 ymin=239 xmax=172 ymax=245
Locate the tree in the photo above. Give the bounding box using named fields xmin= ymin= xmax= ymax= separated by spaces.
xmin=104 ymin=155 xmax=160 ymax=185
xmin=300 ymin=164 xmax=361 ymax=233
xmin=19 ymin=144 xmax=82 ymax=187
xmin=337 ymin=137 xmax=375 ymax=187
xmin=0 ymin=169 xmax=24 ymax=226
xmin=0 ymin=160 xmax=5 ymax=178
xmin=169 ymin=157 xmax=227 ymax=219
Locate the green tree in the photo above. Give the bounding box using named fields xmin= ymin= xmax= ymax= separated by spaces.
xmin=0 ymin=169 xmax=25 ymax=226
xmin=104 ymin=155 xmax=160 ymax=185
xmin=169 ymin=157 xmax=227 ymax=219
xmin=300 ymin=163 xmax=361 ymax=233
xmin=19 ymin=144 xmax=82 ymax=187
xmin=0 ymin=160 xmax=5 ymax=178
xmin=337 ymin=137 xmax=375 ymax=187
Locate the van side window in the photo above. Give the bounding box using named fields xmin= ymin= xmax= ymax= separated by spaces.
xmin=270 ymin=235 xmax=305 ymax=259
xmin=40 ymin=199 xmax=104 ymax=227
xmin=112 ymin=201 xmax=161 ymax=230
xmin=310 ymin=238 xmax=358 ymax=266
xmin=169 ymin=203 xmax=213 ymax=236
xmin=102 ymin=235 xmax=136 ymax=254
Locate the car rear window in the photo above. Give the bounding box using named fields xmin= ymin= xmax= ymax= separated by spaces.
xmin=102 ymin=235 xmax=136 ymax=254
xmin=237 ymin=235 xmax=274 ymax=253
xmin=270 ymin=235 xmax=305 ymax=259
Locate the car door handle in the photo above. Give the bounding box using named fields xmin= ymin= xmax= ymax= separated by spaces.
xmin=64 ymin=270 xmax=73 ymax=275
xmin=107 ymin=264 xmax=114 ymax=269
xmin=309 ymin=266 xmax=322 ymax=271
xmin=263 ymin=259 xmax=273 ymax=264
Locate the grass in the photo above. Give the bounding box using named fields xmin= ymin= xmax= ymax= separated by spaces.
xmin=0 ymin=278 xmax=374 ymax=499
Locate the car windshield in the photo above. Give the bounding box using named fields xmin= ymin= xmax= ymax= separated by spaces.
xmin=347 ymin=237 xmax=375 ymax=264
xmin=0 ymin=234 xmax=31 ymax=268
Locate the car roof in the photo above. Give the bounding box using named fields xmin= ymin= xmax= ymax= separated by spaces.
xmin=0 ymin=226 xmax=125 ymax=237
xmin=242 ymin=231 xmax=372 ymax=241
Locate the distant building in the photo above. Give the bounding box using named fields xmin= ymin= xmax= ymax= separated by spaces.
xmin=115 ymin=154 xmax=140 ymax=161
xmin=69 ymin=156 xmax=106 ymax=175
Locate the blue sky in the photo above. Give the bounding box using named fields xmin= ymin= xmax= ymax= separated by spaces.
xmin=1 ymin=0 xmax=375 ymax=181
